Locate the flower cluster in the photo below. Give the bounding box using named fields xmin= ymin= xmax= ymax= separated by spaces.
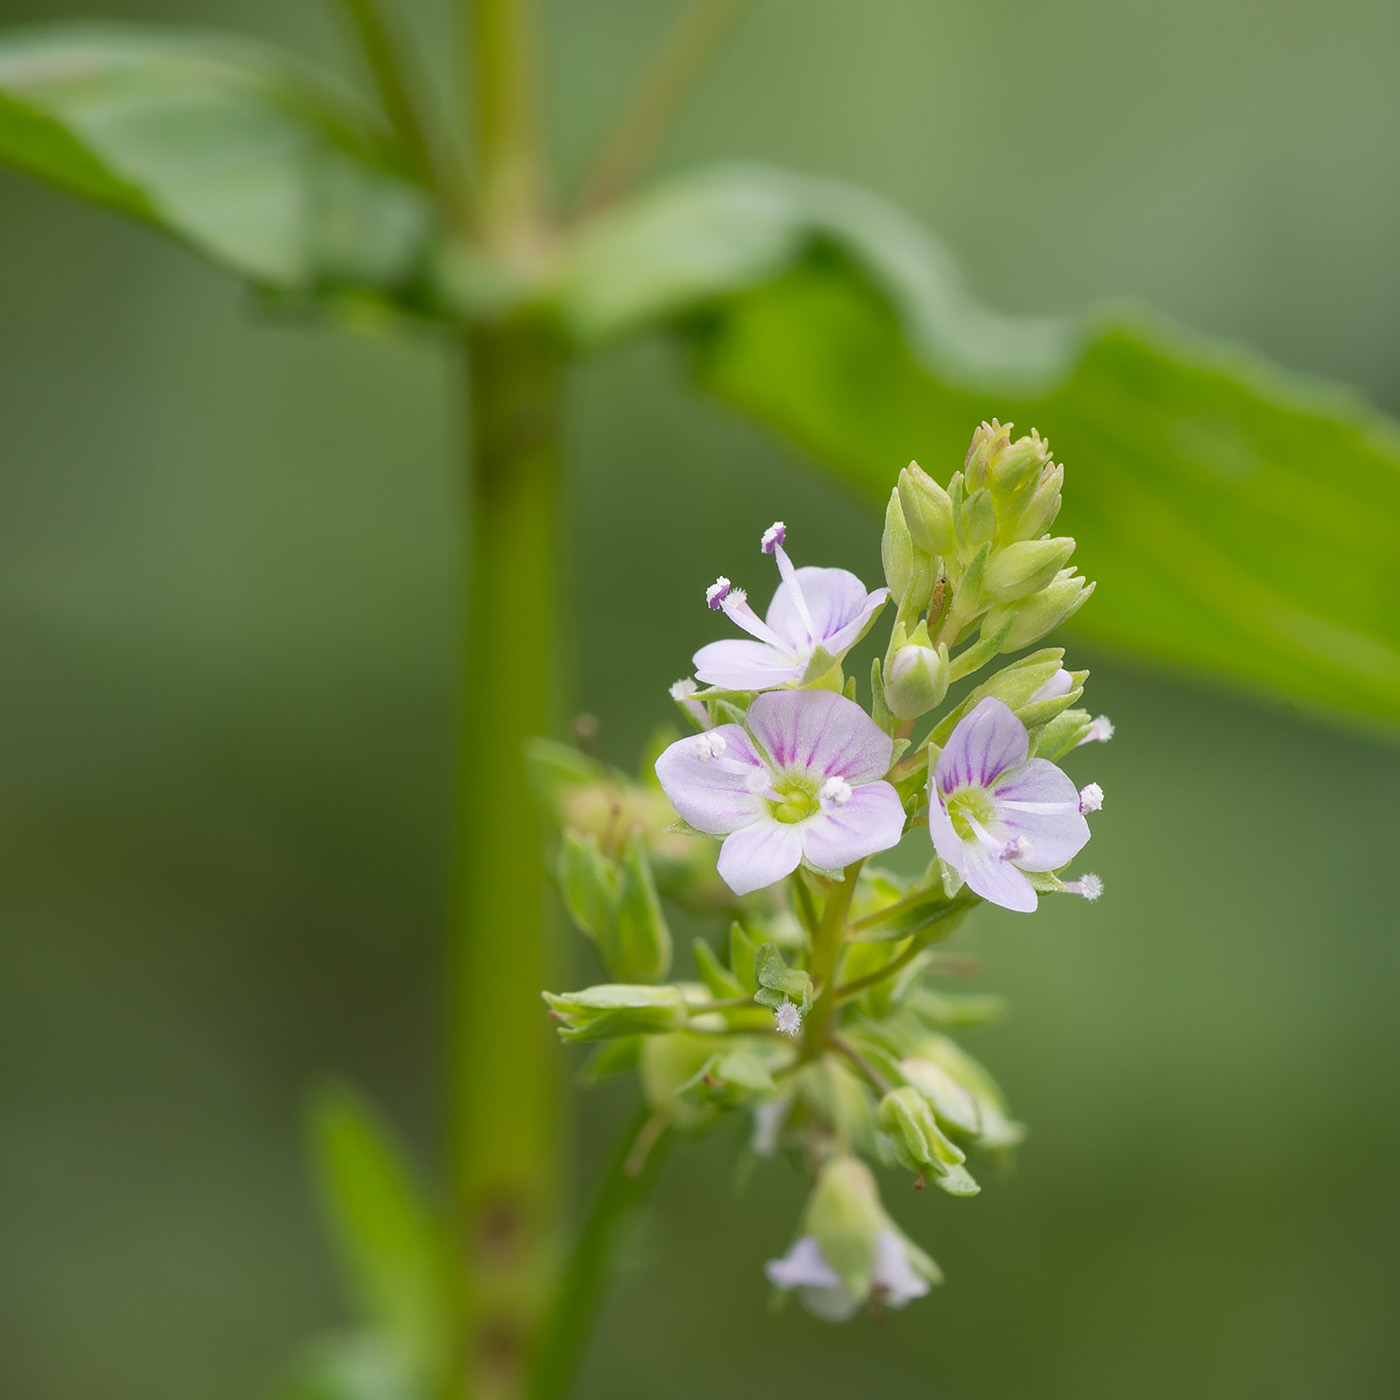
xmin=539 ymin=423 xmax=1112 ymax=1320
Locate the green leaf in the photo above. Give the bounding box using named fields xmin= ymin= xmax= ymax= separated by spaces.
xmin=0 ymin=23 xmax=434 ymax=294
xmin=559 ymin=164 xmax=1400 ymax=728
xmin=308 ymin=1085 xmax=446 ymax=1387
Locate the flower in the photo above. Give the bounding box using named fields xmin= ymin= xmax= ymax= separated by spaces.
xmin=928 ymin=697 xmax=1091 ymax=913
xmin=654 ymin=689 xmax=905 ymax=896
xmin=765 ymin=1230 xmax=932 ymax=1322
xmin=693 ymin=525 xmax=888 ymax=690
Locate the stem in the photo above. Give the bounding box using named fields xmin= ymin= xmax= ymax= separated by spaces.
xmin=801 ymin=862 xmax=862 ymax=1052
xmin=527 ymin=1107 xmax=671 ymax=1400
xmin=452 ymin=316 xmax=563 ymax=1400
xmin=574 ymin=0 xmax=752 ymax=215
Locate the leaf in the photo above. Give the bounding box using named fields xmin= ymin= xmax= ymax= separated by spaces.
xmin=557 ymin=164 xmax=1400 ymax=729
xmin=0 ymin=23 xmax=434 ymax=294
xmin=308 ymin=1085 xmax=446 ymax=1387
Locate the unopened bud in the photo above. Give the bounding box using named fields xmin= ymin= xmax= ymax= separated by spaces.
xmin=984 ymin=537 xmax=1076 ymax=603
xmin=876 ymin=1087 xmax=979 ymax=1196
xmin=881 ymin=488 xmax=936 ymax=615
xmin=963 ymin=420 xmax=1013 ymax=492
xmin=542 ymin=983 xmax=688 ymax=1042
xmin=885 ymin=626 xmax=950 ymax=721
xmin=897 ymin=462 xmax=955 ymax=557
xmin=981 ymin=570 xmax=1094 ymax=652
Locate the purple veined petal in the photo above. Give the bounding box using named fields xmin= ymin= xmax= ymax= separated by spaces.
xmin=767 ymin=566 xmax=873 ymax=649
xmin=957 ymin=824 xmax=1038 ymax=912
xmin=800 ymin=782 xmax=906 ymax=871
xmin=820 ymin=588 xmax=890 ymax=659
xmin=716 ymin=819 xmax=804 ymax=895
xmin=927 ymin=791 xmax=968 ymax=871
xmin=871 ymin=1230 xmax=931 ymax=1307
xmin=935 ymin=698 xmax=1029 ymax=795
xmin=748 ymin=689 xmax=894 ymax=784
xmin=654 ymin=724 xmax=769 ymax=835
xmin=693 ymin=638 xmax=806 ymax=690
xmin=991 ymin=758 xmax=1090 ymax=871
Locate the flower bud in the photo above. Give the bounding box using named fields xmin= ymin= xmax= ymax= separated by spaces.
xmin=880 ymin=488 xmax=936 ymax=615
xmin=876 ymin=1086 xmax=978 ymax=1195
xmin=897 ymin=462 xmax=955 ymax=557
xmin=982 ymin=570 xmax=1094 ymax=652
xmin=806 ymin=1156 xmax=891 ymax=1297
xmin=611 ymin=832 xmax=673 ymax=983
xmin=1000 ymin=461 xmax=1063 ymax=543
xmin=541 ymin=983 xmax=687 ymax=1042
xmin=963 ymin=419 xmax=1013 ymax=492
xmin=983 ymin=537 xmax=1076 ymax=603
xmin=1030 ymin=707 xmax=1097 ymax=760
xmin=953 ymin=485 xmax=997 ymax=560
xmin=885 ymin=624 xmax=950 ymax=721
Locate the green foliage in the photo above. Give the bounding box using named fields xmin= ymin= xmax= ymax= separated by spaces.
xmin=558 ymin=164 xmax=1400 ymax=728
xmin=0 ymin=24 xmax=433 ymax=296
xmin=307 ymin=1086 xmax=446 ymax=1391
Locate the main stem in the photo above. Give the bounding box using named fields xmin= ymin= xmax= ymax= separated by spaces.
xmin=452 ymin=316 xmax=562 ymax=1400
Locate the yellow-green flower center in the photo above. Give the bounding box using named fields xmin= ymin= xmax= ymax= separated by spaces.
xmin=945 ymin=785 xmax=995 ymax=842
xmin=768 ymin=773 xmax=820 ymax=824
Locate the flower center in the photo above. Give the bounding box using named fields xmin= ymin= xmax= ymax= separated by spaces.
xmin=944 ymin=785 xmax=996 ymax=842
xmin=768 ymin=773 xmax=820 ymax=824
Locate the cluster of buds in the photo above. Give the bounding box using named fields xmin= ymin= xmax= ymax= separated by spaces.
xmin=539 ymin=423 xmax=1113 ymax=1319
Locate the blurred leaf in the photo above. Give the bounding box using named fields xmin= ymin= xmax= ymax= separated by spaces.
xmin=0 ymin=23 xmax=434 ymax=293
xmin=309 ymin=1085 xmax=446 ymax=1387
xmin=558 ymin=165 xmax=1400 ymax=728
xmin=271 ymin=1331 xmax=421 ymax=1400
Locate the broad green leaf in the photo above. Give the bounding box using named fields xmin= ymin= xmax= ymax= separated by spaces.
xmin=271 ymin=1331 xmax=421 ymax=1400
xmin=0 ymin=24 xmax=434 ymax=294
xmin=308 ymin=1085 xmax=446 ymax=1387
xmin=557 ymin=165 xmax=1400 ymax=728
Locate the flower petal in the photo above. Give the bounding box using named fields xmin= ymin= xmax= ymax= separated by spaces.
xmin=716 ymin=819 xmax=804 ymax=895
xmin=821 ymin=589 xmax=889 ymax=659
xmin=927 ymin=792 xmax=967 ymax=871
xmin=871 ymin=1229 xmax=932 ymax=1307
xmin=766 ymin=566 xmax=874 ymax=649
xmin=765 ymin=1235 xmax=841 ymax=1291
xmin=958 ymin=832 xmax=1038 ymax=912
xmin=692 ymin=638 xmax=805 ymax=690
xmin=653 ymin=724 xmax=768 ymax=834
xmin=991 ymin=758 xmax=1090 ymax=870
xmin=935 ymin=698 xmax=1029 ymax=794
xmin=800 ymin=782 xmax=906 ymax=871
xmin=748 ymin=688 xmax=894 ymax=784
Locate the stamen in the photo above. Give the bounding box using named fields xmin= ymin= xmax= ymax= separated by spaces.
xmin=1066 ymin=873 xmax=1103 ymax=901
xmin=743 ymin=767 xmax=772 ymax=794
xmin=770 ymin=541 xmax=816 ymax=641
xmin=819 ymin=775 xmax=853 ymax=807
xmin=1000 ymin=834 xmax=1033 ymax=862
xmin=774 ymin=998 xmax=803 ymax=1036
xmin=669 ymin=678 xmax=697 ymax=700
xmin=1079 ymin=782 xmax=1104 ymax=814
xmin=694 ymin=733 xmax=728 ymax=763
xmin=761 ymin=521 xmax=787 ymax=554
xmin=706 ymin=576 xmax=731 ymax=610
xmin=1078 ymin=715 xmax=1114 ymax=745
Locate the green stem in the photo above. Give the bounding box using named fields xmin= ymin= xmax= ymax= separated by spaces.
xmin=452 ymin=316 xmax=563 ymax=1400
xmin=801 ymin=862 xmax=862 ymax=1052
xmin=574 ymin=0 xmax=752 ymax=215
xmin=527 ymin=1108 xmax=671 ymax=1400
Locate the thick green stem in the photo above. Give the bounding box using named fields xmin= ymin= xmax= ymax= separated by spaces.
xmin=801 ymin=862 xmax=862 ymax=1051
xmin=452 ymin=317 xmax=563 ymax=1400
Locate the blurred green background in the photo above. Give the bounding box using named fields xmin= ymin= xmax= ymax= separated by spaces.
xmin=3 ymin=0 xmax=1399 ymax=1396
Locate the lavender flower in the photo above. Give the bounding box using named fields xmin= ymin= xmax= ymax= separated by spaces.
xmin=928 ymin=697 xmax=1091 ymax=913
xmin=693 ymin=524 xmax=888 ymax=690
xmin=765 ymin=1231 xmax=932 ymax=1322
xmin=654 ymin=689 xmax=905 ymax=896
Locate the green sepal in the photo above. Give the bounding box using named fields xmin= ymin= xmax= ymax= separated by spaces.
xmin=1032 ymin=707 xmax=1097 ymax=760
xmin=557 ymin=829 xmax=615 ymax=942
xmin=612 ymin=833 xmax=673 ymax=983
xmin=752 ymin=941 xmax=813 ymax=1013
xmin=877 ymin=1086 xmax=976 ymax=1189
xmin=729 ymin=921 xmax=761 ymax=994
xmin=692 ymin=937 xmax=743 ymax=998
xmin=541 ymin=984 xmax=688 ymax=1042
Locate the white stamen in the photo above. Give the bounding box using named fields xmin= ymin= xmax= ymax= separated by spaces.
xmin=1067 ymin=873 xmax=1103 ymax=901
xmin=743 ymin=767 xmax=771 ymax=794
xmin=761 ymin=521 xmax=787 ymax=554
xmin=706 ymin=576 xmax=731 ymax=610
xmin=1000 ymin=834 xmax=1032 ymax=862
xmin=1079 ymin=715 xmax=1114 ymax=745
xmin=670 ymin=678 xmax=697 ymax=700
xmin=774 ymin=998 xmax=803 ymax=1036
xmin=694 ymin=733 xmax=727 ymax=762
xmin=819 ymin=775 xmax=852 ymax=807
xmin=1079 ymin=782 xmax=1104 ymax=814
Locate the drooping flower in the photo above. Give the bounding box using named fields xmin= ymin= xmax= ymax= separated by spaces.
xmin=692 ymin=524 xmax=888 ymax=690
xmin=765 ymin=1230 xmax=933 ymax=1321
xmin=928 ymin=697 xmax=1091 ymax=913
xmin=654 ymin=689 xmax=905 ymax=896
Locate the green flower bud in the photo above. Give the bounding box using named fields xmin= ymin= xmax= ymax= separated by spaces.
xmin=906 ymin=1033 xmax=1024 ymax=1151
xmin=962 ymin=419 xmax=1013 ymax=492
xmin=1032 ymin=707 xmax=1098 ymax=760
xmin=885 ymin=623 xmax=950 ymax=721
xmin=981 ymin=570 xmax=1094 ymax=652
xmin=804 ymin=1156 xmax=888 ymax=1297
xmin=876 ymin=1086 xmax=978 ymax=1195
xmin=984 ymin=537 xmax=1076 ymax=603
xmin=954 ymin=486 xmax=997 ymax=561
xmin=1000 ymin=461 xmax=1063 ymax=543
xmin=881 ymin=488 xmax=936 ymax=615
xmin=897 ymin=462 xmax=955 ymax=558
xmin=541 ymin=983 xmax=688 ymax=1042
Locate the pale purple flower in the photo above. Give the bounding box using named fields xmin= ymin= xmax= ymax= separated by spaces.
xmin=928 ymin=697 xmax=1091 ymax=913
xmin=654 ymin=689 xmax=905 ymax=896
xmin=765 ymin=1231 xmax=931 ymax=1322
xmin=1030 ymin=667 xmax=1074 ymax=703
xmin=693 ymin=525 xmax=888 ymax=690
